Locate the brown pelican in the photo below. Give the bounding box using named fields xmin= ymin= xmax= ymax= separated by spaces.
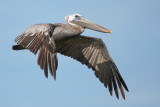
xmin=12 ymin=14 xmax=128 ymax=99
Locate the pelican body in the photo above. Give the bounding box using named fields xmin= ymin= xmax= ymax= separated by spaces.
xmin=12 ymin=14 xmax=128 ymax=99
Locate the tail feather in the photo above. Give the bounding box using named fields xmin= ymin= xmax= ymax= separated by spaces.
xmin=12 ymin=45 xmax=26 ymax=50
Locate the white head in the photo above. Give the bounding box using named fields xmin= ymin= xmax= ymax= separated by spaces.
xmin=65 ymin=14 xmax=112 ymax=33
xmin=65 ymin=14 xmax=83 ymax=26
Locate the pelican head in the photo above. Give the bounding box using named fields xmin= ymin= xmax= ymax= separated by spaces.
xmin=65 ymin=14 xmax=112 ymax=33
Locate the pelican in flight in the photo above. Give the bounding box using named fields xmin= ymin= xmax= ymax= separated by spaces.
xmin=12 ymin=14 xmax=128 ymax=99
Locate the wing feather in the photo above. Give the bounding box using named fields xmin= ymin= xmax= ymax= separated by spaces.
xmin=14 ymin=24 xmax=58 ymax=79
xmin=55 ymin=35 xmax=128 ymax=99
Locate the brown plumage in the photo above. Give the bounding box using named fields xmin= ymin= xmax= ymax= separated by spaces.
xmin=12 ymin=14 xmax=128 ymax=99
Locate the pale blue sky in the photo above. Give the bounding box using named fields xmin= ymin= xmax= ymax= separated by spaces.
xmin=0 ymin=0 xmax=160 ymax=107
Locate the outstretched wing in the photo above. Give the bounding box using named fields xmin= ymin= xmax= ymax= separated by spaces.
xmin=55 ymin=35 xmax=129 ymax=99
xmin=14 ymin=24 xmax=58 ymax=79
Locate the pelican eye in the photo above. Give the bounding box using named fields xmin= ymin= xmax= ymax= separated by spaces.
xmin=75 ymin=15 xmax=79 ymax=18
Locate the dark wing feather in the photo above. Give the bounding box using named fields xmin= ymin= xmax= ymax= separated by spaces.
xmin=55 ymin=35 xmax=128 ymax=99
xmin=14 ymin=24 xmax=58 ymax=79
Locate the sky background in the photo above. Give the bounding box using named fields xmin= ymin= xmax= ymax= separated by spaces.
xmin=0 ymin=0 xmax=160 ymax=107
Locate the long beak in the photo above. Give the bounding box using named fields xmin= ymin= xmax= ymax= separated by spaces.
xmin=73 ymin=17 xmax=112 ymax=33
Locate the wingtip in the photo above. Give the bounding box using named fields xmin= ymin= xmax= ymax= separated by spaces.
xmin=126 ymin=87 xmax=129 ymax=92
xmin=115 ymin=90 xmax=119 ymax=99
xmin=109 ymin=91 xmax=112 ymax=96
xmin=53 ymin=76 xmax=56 ymax=80
xmin=123 ymin=96 xmax=126 ymax=100
xmin=44 ymin=74 xmax=48 ymax=78
xmin=117 ymin=97 xmax=119 ymax=100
